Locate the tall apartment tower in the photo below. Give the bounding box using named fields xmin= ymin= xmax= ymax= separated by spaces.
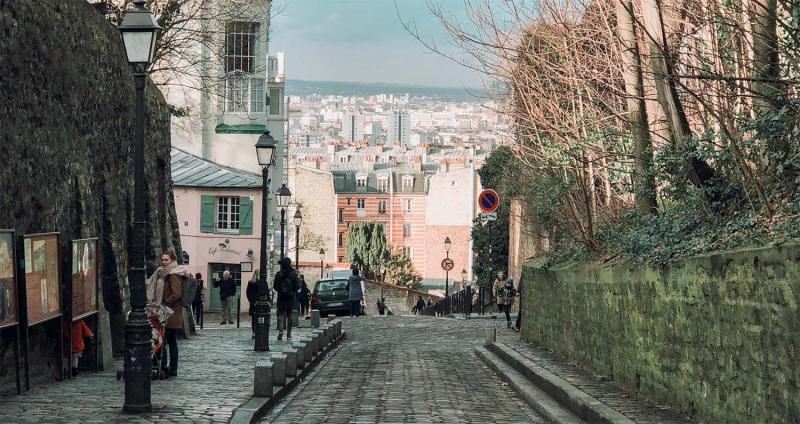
xmin=387 ymin=110 xmax=410 ymax=146
xmin=342 ymin=113 xmax=365 ymax=143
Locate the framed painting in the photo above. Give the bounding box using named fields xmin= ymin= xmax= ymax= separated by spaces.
xmin=23 ymin=233 xmax=61 ymax=326
xmin=71 ymin=238 xmax=98 ymax=320
xmin=0 ymin=230 xmax=18 ymax=328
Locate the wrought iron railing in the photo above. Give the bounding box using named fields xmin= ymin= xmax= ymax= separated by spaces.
xmin=419 ymin=284 xmax=489 ymax=317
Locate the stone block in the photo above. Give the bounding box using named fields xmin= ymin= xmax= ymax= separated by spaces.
xmin=327 ymin=315 xmax=335 ymax=323
xmin=270 ymin=353 xmax=287 ymax=386
xmin=295 ymin=339 xmax=313 ymax=362
xmin=283 ymin=348 xmax=297 ymax=378
xmin=291 ymin=309 xmax=300 ymax=327
xmin=254 ymin=361 xmax=273 ymax=397
xmin=311 ymin=310 xmax=321 ymax=328
xmin=290 ymin=343 xmax=306 ymax=369
xmin=485 ymin=327 xmax=496 ymax=345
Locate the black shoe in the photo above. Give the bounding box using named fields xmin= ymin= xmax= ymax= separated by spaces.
xmin=228 ymin=321 xmax=234 ymax=324
xmin=251 ymin=333 xmax=255 ymax=339
xmin=72 ymin=367 xmax=79 ymax=377
xmin=168 ymin=368 xmax=177 ymax=377
xmin=220 ymin=321 xmax=227 ymax=325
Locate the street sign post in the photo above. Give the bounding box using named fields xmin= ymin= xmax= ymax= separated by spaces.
xmin=478 ymin=189 xmax=499 ymax=213
xmin=441 ymin=258 xmax=454 ymax=271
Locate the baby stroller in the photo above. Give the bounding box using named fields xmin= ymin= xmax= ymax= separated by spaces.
xmin=116 ymin=303 xmax=174 ymax=381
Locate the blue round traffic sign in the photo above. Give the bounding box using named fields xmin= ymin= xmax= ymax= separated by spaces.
xmin=478 ymin=189 xmax=499 ymax=212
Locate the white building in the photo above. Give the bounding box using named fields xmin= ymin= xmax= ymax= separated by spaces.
xmin=341 ymin=113 xmax=365 ymax=143
xmin=387 ymin=110 xmax=410 ymax=146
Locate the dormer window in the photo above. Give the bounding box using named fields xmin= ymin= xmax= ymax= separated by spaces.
xmin=356 ymin=175 xmax=367 ymax=188
xmin=377 ymin=177 xmax=388 ymax=192
xmin=402 ymin=175 xmax=414 ymax=192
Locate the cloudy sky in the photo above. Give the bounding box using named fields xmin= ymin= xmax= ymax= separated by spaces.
xmin=270 ymin=0 xmax=486 ymax=88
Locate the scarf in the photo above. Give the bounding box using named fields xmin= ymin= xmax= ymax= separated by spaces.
xmin=146 ymin=262 xmax=187 ymax=304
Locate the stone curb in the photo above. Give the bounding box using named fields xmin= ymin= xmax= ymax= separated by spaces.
xmin=229 ymin=324 xmax=347 ymax=424
xmin=475 ymin=346 xmax=583 ymax=424
xmin=485 ymin=342 xmax=635 ymax=424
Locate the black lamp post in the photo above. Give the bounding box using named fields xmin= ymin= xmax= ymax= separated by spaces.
xmin=444 ymin=236 xmax=452 ymax=297
xmin=318 ymin=248 xmax=325 ymax=278
xmin=254 ymin=130 xmax=277 ymax=352
xmin=119 ymin=0 xmax=160 ymax=413
xmin=277 ymin=184 xmax=292 ymax=259
xmin=293 ymin=209 xmax=302 ymax=267
xmin=461 ymin=268 xmax=468 ymax=289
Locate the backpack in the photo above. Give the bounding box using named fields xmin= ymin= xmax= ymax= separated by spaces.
xmin=181 ymin=276 xmax=199 ymax=307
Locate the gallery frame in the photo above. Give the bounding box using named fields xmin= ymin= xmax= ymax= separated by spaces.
xmin=0 ymin=229 xmax=22 ymax=394
xmin=68 ymin=238 xmax=100 ymax=373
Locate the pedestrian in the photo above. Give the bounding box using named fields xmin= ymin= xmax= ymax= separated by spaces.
xmin=192 ymin=272 xmax=204 ymax=326
xmin=70 ymin=319 xmax=93 ymax=377
xmin=426 ymin=298 xmax=432 ymax=308
xmin=346 ymin=265 xmax=365 ymax=317
xmin=214 ymin=271 xmax=236 ymax=325
xmin=298 ymin=274 xmax=310 ymax=318
xmin=274 ymin=257 xmax=300 ymax=340
xmin=146 ymin=251 xmax=185 ymax=377
xmin=497 ymin=277 xmax=516 ymax=328
xmin=513 ymin=276 xmax=524 ymax=332
xmin=414 ymin=296 xmax=426 ymax=315
xmin=246 ymin=270 xmax=260 ymax=339
xmin=490 ymin=271 xmax=506 ymax=313
xmin=376 ymin=298 xmax=386 ymax=315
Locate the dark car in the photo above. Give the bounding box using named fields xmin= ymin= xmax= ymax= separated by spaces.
xmin=311 ymin=278 xmax=350 ymax=317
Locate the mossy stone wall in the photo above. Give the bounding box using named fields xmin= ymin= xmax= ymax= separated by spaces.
xmin=521 ymin=244 xmax=800 ymax=423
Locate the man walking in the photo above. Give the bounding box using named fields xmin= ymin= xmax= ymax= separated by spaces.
xmin=214 ymin=271 xmax=236 ymax=325
xmin=274 ymin=257 xmax=300 ymax=340
xmin=346 ymin=265 xmax=365 ymax=317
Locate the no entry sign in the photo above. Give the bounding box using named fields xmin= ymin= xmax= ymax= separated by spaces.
xmin=478 ymin=189 xmax=500 ymax=213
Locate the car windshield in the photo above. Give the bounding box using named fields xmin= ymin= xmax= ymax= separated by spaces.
xmin=317 ymin=280 xmax=347 ymax=292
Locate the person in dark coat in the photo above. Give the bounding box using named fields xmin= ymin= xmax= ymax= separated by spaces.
xmin=376 ymin=298 xmax=386 ymax=316
xmin=192 ymin=273 xmax=204 ymax=326
xmin=273 ymin=258 xmax=300 ymax=340
xmin=346 ymin=265 xmax=365 ymax=317
xmin=214 ymin=271 xmax=237 ymax=325
xmin=414 ymin=296 xmax=426 ymax=315
xmin=298 ymin=274 xmax=310 ymax=317
xmin=246 ymin=270 xmax=260 ymax=339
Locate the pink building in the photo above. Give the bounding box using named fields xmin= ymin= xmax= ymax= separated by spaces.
xmin=171 ymin=148 xmax=266 ymax=314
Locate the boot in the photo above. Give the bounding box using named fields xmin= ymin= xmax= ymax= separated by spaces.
xmin=277 ymin=331 xmax=283 ymax=341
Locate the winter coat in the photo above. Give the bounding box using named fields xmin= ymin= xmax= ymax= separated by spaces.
xmin=298 ymin=280 xmax=310 ymax=303
xmin=216 ymin=277 xmax=237 ymax=300
xmin=246 ymin=279 xmax=259 ymax=316
xmin=347 ymin=275 xmax=365 ymax=301
xmin=71 ymin=320 xmax=93 ymax=353
xmin=496 ymin=279 xmax=515 ymax=306
xmin=274 ymin=269 xmax=300 ymax=309
xmin=162 ymin=274 xmax=184 ymax=329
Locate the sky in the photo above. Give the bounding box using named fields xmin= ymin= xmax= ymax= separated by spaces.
xmin=269 ymin=0 xmax=486 ymax=89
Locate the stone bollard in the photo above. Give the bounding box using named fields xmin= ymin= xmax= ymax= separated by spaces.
xmin=311 ymin=310 xmax=321 ymax=328
xmin=291 ymin=309 xmax=300 ymax=327
xmin=254 ymin=361 xmax=273 ymax=397
xmin=327 ymin=315 xmax=335 ymax=323
xmin=314 ymin=328 xmax=328 ymax=348
xmin=295 ymin=339 xmax=314 ymax=363
xmin=283 ymin=349 xmax=297 ymax=378
xmin=485 ymin=327 xmax=496 ymax=346
xmin=290 ymin=343 xmax=306 ymax=370
xmin=270 ymin=353 xmax=288 ymax=387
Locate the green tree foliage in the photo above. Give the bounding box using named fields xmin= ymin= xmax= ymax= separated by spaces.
xmin=385 ymin=249 xmax=421 ymax=290
xmin=344 ymin=222 xmax=389 ymax=279
xmin=471 ymin=147 xmax=514 ymax=286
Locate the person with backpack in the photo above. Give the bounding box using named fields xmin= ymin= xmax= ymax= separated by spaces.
xmin=346 ymin=265 xmax=365 ymax=318
xmin=145 ymin=251 xmax=185 ymax=377
xmin=246 ymin=270 xmax=260 ymax=339
xmin=273 ymin=258 xmax=300 ymax=340
xmin=298 ymin=274 xmax=310 ymax=318
xmin=497 ymin=276 xmax=516 ymax=328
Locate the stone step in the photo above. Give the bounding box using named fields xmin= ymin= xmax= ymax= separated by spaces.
xmin=475 ymin=345 xmax=584 ymax=424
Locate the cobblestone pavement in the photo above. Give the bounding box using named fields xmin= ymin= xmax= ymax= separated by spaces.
xmin=263 ymin=315 xmax=545 ymax=424
xmin=0 ymin=316 xmax=316 ymax=424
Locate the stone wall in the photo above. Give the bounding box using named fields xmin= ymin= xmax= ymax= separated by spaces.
xmin=0 ymin=0 xmax=180 ymax=393
xmin=521 ymin=244 xmax=800 ymax=423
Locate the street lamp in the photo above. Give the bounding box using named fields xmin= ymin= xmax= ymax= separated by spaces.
xmin=253 ymin=130 xmax=277 ymax=352
xmin=293 ymin=209 xmax=302 ymax=267
xmin=119 ymin=0 xmax=160 ymax=413
xmin=379 ymin=263 xmax=386 ymax=300
xmin=444 ymin=236 xmax=452 ymax=298
xmin=277 ymin=184 xmax=292 ymax=259
xmin=318 ymin=248 xmax=325 ymax=278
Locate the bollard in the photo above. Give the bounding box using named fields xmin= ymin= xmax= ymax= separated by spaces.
xmin=327 ymin=315 xmax=335 ymax=323
xmin=295 ymin=339 xmax=313 ymax=362
xmin=485 ymin=327 xmax=496 ymax=346
xmin=313 ymin=329 xmax=328 ymax=349
xmin=283 ymin=349 xmax=297 ymax=378
xmin=311 ymin=310 xmax=321 ymax=328
xmin=291 ymin=308 xmax=300 ymax=327
xmin=270 ymin=353 xmax=287 ymax=386
xmin=254 ymin=361 xmax=273 ymax=397
xmin=290 ymin=343 xmax=306 ymax=370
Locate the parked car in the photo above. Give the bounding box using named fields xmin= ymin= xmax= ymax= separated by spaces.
xmin=327 ymin=269 xmax=352 ymax=280
xmin=311 ymin=278 xmax=350 ymax=317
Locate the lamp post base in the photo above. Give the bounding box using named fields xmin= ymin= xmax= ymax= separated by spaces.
xmin=123 ymin=310 xmax=153 ymax=413
xmin=253 ymin=294 xmax=271 ymax=352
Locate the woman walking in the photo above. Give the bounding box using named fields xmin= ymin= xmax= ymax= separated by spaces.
xmin=496 ymin=277 xmax=516 ymax=328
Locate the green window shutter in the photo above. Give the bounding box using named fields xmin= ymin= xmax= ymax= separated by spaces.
xmin=200 ymin=195 xmax=215 ymax=233
xmin=239 ymin=196 xmax=253 ymax=235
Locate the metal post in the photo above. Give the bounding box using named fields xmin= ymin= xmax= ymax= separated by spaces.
xmin=319 ymin=259 xmax=323 ymax=279
xmin=123 ymin=70 xmax=152 ymax=413
xmin=295 ymin=224 xmax=300 ymax=269
xmin=280 ymin=208 xmax=286 ymax=259
xmin=254 ymin=166 xmax=271 ymax=351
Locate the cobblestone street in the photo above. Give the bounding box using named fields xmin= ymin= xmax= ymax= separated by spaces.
xmin=263 ymin=315 xmax=544 ymax=423
xmin=0 ymin=317 xmax=316 ymax=424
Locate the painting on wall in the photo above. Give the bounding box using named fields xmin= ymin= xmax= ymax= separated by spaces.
xmin=71 ymin=238 xmax=98 ymax=319
xmin=24 ymin=233 xmax=60 ymax=326
xmin=0 ymin=231 xmax=17 ymax=328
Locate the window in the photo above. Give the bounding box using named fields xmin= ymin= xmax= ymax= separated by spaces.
xmin=225 ymin=22 xmax=258 ymax=73
xmin=268 ymin=87 xmax=282 ymax=116
xmin=404 ymin=199 xmax=412 ymax=213
xmin=356 ymin=176 xmax=367 ymax=188
xmin=402 ymin=175 xmax=414 ymax=192
xmin=377 ymin=177 xmax=388 ymax=192
xmin=225 ymin=77 xmax=265 ymax=113
xmin=346 ymin=198 xmax=351 ymax=206
xmin=338 ymin=208 xmax=344 ymax=223
xmin=338 ymin=232 xmax=344 ymax=247
xmin=357 ymin=198 xmax=366 ymax=209
xmin=403 ymin=246 xmax=413 ymax=259
xmin=378 ymin=199 xmax=387 ymax=214
xmin=403 ymin=222 xmax=411 ymax=238
xmin=338 ymin=256 xmax=344 ymax=262
xmin=216 ymin=197 xmax=240 ymax=231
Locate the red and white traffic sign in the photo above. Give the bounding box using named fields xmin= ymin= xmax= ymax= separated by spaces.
xmin=441 ymin=258 xmax=455 ymax=271
xmin=478 ymin=189 xmax=500 ymax=212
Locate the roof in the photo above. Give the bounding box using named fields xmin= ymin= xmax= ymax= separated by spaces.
xmin=171 ymin=148 xmax=261 ymax=188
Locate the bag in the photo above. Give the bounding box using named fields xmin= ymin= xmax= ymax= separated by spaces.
xmin=181 ymin=276 xmax=198 ymax=307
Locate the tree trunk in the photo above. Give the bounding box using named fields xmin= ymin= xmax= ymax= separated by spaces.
xmin=616 ymin=0 xmax=658 ymax=214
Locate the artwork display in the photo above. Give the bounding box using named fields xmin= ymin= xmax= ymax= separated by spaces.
xmin=71 ymin=238 xmax=98 ymax=319
xmin=24 ymin=233 xmax=60 ymax=325
xmin=0 ymin=231 xmax=17 ymax=328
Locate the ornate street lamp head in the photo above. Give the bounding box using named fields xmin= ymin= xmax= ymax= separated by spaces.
xmin=255 ymin=130 xmax=277 ymax=167
xmin=277 ymin=184 xmax=292 ymax=208
xmin=118 ymin=0 xmax=161 ymax=70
